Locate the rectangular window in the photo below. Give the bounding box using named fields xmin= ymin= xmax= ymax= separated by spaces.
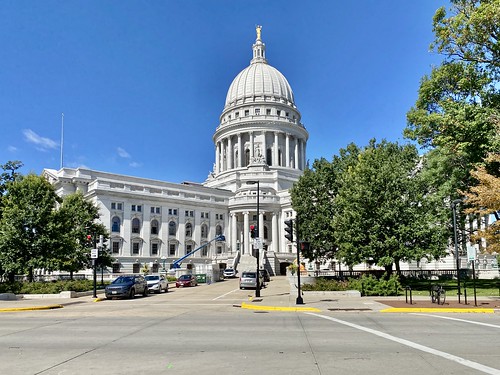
xmin=186 ymin=245 xmax=192 ymax=255
xmin=111 ymin=202 xmax=123 ymax=210
xmin=168 ymin=208 xmax=178 ymax=216
xmin=286 ymin=112 xmax=289 ymax=117
xmin=132 ymin=243 xmax=140 ymax=255
xmin=277 ymin=110 xmax=281 ymax=116
xmin=235 ymin=112 xmax=239 ymax=118
xmin=151 ymin=206 xmax=161 ymax=214
xmin=112 ymin=242 xmax=120 ymax=254
xmin=151 ymin=243 xmax=158 ymax=255
xmin=215 ymin=213 xmax=224 ymax=220
xmin=255 ymin=108 xmax=260 ymax=115
xmin=185 ymin=210 xmax=194 ymax=217
xmin=201 ymin=212 xmax=209 ymax=219
xmin=202 ymin=247 xmax=208 ymax=257
xmin=169 ymin=244 xmax=176 ymax=256
xmin=112 ymin=263 xmax=120 ymax=273
xmin=132 ymin=205 xmax=142 ymax=212
xmin=266 ymin=109 xmax=271 ymax=115
xmin=244 ymin=110 xmax=249 ymax=116
xmin=132 ymin=264 xmax=140 ymax=273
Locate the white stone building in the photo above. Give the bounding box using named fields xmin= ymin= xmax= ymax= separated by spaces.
xmin=43 ymin=26 xmax=307 ymax=276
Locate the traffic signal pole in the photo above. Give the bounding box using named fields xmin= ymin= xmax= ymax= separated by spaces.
xmin=295 ymin=215 xmax=304 ymax=305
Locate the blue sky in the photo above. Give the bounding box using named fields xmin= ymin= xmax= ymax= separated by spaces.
xmin=0 ymin=1 xmax=449 ymax=183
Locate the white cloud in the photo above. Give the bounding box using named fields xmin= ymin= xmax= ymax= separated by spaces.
xmin=23 ymin=129 xmax=58 ymax=151
xmin=7 ymin=146 xmax=18 ymax=152
xmin=117 ymin=147 xmax=131 ymax=158
xmin=129 ymin=162 xmax=142 ymax=168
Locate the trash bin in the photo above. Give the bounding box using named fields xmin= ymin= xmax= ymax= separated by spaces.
xmin=195 ymin=274 xmax=206 ymax=283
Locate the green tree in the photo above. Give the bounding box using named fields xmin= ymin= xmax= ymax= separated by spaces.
xmin=333 ymin=140 xmax=449 ymax=274
xmin=405 ymin=1 xmax=500 ymax=200
xmin=56 ymin=192 xmax=110 ymax=279
xmin=0 ymin=161 xmax=23 ymax=217
xmin=290 ymin=143 xmax=360 ymax=261
xmin=0 ymin=174 xmax=61 ymax=282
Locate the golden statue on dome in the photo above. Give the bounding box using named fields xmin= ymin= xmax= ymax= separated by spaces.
xmin=256 ymin=25 xmax=262 ymax=40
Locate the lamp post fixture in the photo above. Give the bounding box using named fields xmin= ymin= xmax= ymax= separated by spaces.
xmin=246 ymin=180 xmax=261 ymax=297
xmin=452 ymin=199 xmax=462 ymax=303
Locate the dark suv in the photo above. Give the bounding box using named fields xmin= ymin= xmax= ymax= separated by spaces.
xmin=105 ymin=275 xmax=149 ymax=299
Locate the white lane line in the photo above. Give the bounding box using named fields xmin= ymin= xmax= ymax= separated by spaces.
xmin=307 ymin=312 xmax=500 ymax=375
xmin=412 ymin=313 xmax=500 ymax=329
xmin=212 ymin=289 xmax=239 ymax=300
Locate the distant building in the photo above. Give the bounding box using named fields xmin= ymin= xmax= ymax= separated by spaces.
xmin=43 ymin=26 xmax=308 ymax=276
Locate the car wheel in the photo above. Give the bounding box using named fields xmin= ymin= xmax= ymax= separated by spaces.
xmin=143 ymin=287 xmax=148 ymax=297
xmin=165 ymin=285 xmax=169 ymax=293
xmin=129 ymin=288 xmax=135 ymax=299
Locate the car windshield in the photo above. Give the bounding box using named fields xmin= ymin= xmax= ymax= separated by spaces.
xmin=178 ymin=275 xmax=191 ymax=280
xmin=225 ymin=269 xmax=234 ymax=273
xmin=242 ymin=272 xmax=256 ymax=278
xmin=145 ymin=275 xmax=159 ymax=281
xmin=113 ymin=276 xmax=133 ymax=284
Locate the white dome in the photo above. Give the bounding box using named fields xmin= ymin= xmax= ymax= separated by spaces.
xmin=224 ymin=62 xmax=295 ymax=108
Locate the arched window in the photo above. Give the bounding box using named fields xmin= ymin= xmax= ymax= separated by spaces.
xmin=201 ymin=224 xmax=208 ymax=239
xmin=131 ymin=218 xmax=141 ymax=234
xmin=264 ymin=225 xmax=269 ymax=240
xmin=185 ymin=222 xmax=192 ymax=237
xmin=168 ymin=221 xmax=176 ymax=236
xmin=216 ymin=225 xmax=222 ymax=236
xmin=266 ymin=148 xmax=272 ymax=166
xmin=111 ymin=217 xmax=121 ymax=233
xmin=151 ymin=219 xmax=159 ymax=235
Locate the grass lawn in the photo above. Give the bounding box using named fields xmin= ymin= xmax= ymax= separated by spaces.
xmin=402 ymin=278 xmax=500 ymax=297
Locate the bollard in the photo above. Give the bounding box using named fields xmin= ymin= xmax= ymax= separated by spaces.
xmin=405 ymin=286 xmax=412 ymax=305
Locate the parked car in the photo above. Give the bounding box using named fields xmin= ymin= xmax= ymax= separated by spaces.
xmin=176 ymin=274 xmax=198 ymax=288
xmin=105 ymin=275 xmax=148 ymax=299
xmin=239 ymin=271 xmax=264 ymax=289
xmin=223 ymin=268 xmax=237 ymax=278
xmin=259 ymin=269 xmax=270 ymax=282
xmin=145 ymin=274 xmax=168 ymax=294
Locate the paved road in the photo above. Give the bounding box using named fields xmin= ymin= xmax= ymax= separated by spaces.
xmin=0 ymin=276 xmax=499 ymax=375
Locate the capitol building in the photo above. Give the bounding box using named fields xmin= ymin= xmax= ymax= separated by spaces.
xmin=43 ymin=27 xmax=308 ymax=277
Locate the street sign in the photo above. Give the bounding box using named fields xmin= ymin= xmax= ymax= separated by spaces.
xmin=467 ymin=245 xmax=476 ymax=262
xmin=91 ymin=248 xmax=98 ymax=259
xmin=254 ymin=238 xmax=263 ymax=249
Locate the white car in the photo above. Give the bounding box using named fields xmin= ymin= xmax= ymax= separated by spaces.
xmin=145 ymin=274 xmax=168 ymax=294
xmin=224 ymin=268 xmax=237 ymax=278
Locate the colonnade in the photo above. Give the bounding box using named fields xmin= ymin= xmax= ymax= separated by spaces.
xmin=228 ymin=210 xmax=284 ymax=256
xmin=215 ymin=131 xmax=306 ymax=174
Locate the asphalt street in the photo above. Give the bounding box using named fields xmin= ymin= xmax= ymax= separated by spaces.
xmin=0 ymin=276 xmax=499 ymax=375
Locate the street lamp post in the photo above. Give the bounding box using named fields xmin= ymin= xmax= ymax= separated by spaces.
xmin=452 ymin=199 xmax=462 ymax=303
xmin=246 ymin=180 xmax=261 ymax=297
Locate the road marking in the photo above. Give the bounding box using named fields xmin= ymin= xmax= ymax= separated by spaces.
xmin=412 ymin=313 xmax=500 ymax=329
xmin=212 ymin=289 xmax=239 ymax=300
xmin=307 ymin=312 xmax=500 ymax=375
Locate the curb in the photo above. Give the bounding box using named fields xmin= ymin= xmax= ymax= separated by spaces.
xmin=0 ymin=304 xmax=64 ymax=312
xmin=380 ymin=307 xmax=495 ymax=313
xmin=241 ymin=302 xmax=321 ymax=312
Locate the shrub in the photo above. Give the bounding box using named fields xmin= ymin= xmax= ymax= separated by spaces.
xmin=302 ymin=278 xmax=350 ymax=291
xmin=349 ymin=273 xmax=402 ymax=296
xmin=0 ymin=280 xmax=97 ymax=294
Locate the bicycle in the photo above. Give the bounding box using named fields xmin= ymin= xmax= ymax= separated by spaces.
xmin=430 ymin=284 xmax=446 ymax=305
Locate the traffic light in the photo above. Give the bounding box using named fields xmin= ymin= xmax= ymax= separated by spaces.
xmin=250 ymin=225 xmax=256 ymax=238
xmin=86 ymin=235 xmax=92 ymax=245
xmin=300 ymin=241 xmax=310 ymax=252
xmin=284 ymin=219 xmax=293 ymax=242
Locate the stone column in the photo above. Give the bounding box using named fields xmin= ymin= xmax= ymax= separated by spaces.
xmin=285 ymin=133 xmax=290 ymax=167
xmin=231 ymin=213 xmax=237 ymax=256
xmin=228 ymin=136 xmax=233 ymax=170
xmin=272 ymin=212 xmax=279 ymax=252
xmin=274 ymin=132 xmax=279 ymax=167
xmin=243 ymin=211 xmax=249 ymax=255
xmin=216 ymin=142 xmax=220 ymax=173
xmin=238 ymin=134 xmax=243 ymax=168
xmin=294 ymin=138 xmax=299 ymax=169
xmin=250 ymin=132 xmax=254 ymax=161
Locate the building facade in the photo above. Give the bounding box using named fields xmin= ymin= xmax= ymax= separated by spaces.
xmin=43 ymin=26 xmax=308 ymax=276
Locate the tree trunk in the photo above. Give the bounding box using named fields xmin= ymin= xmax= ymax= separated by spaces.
xmin=28 ymin=267 xmax=34 ymax=282
xmin=384 ymin=263 xmax=393 ymax=277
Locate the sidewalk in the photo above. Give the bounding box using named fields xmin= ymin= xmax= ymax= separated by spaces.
xmin=240 ymin=276 xmax=500 ymax=313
